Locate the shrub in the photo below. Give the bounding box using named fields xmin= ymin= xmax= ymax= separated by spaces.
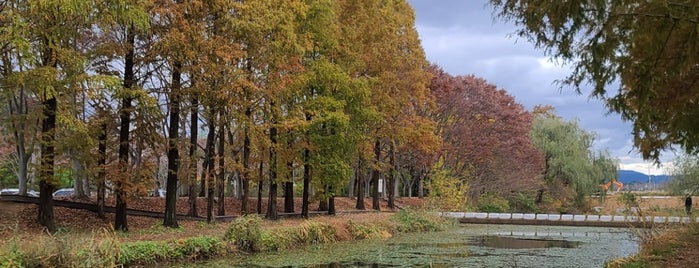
xmin=392 ymin=209 xmax=452 ymax=233
xmin=260 ymin=229 xmax=295 ymax=251
xmin=224 ymin=214 xmax=262 ymax=252
xmin=425 ymin=167 xmax=469 ymax=211
xmin=180 ymin=236 xmax=224 ymax=259
xmin=477 ymin=193 xmax=510 ymax=213
xmin=619 ymin=192 xmax=639 ymax=209
xmin=347 ymin=220 xmax=384 ymax=240
xmin=297 ymin=220 xmax=336 ymax=244
xmin=508 ymin=192 xmax=538 ymax=213
xmin=119 ymin=241 xmax=168 ymax=264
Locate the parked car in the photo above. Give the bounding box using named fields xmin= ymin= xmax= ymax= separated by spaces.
xmin=0 ymin=188 xmax=18 ymax=195
xmin=0 ymin=188 xmax=39 ymax=197
xmin=53 ymin=188 xmax=74 ymax=198
xmin=148 ymin=189 xmax=166 ymax=197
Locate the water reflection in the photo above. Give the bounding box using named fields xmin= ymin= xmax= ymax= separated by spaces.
xmin=470 ymin=236 xmax=581 ymax=249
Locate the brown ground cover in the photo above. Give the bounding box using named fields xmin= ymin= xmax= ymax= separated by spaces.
xmin=0 ymin=196 xmax=425 ymax=241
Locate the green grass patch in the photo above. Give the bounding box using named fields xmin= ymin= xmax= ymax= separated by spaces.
xmin=392 ymin=209 xmax=454 ymax=232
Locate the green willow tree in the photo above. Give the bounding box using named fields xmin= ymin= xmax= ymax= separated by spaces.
xmin=490 ymin=0 xmax=699 ymax=161
xmin=531 ymin=111 xmax=600 ymax=207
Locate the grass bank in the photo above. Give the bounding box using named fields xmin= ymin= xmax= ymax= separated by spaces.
xmin=605 ymin=224 xmax=699 ymax=268
xmin=0 ymin=210 xmax=453 ymax=267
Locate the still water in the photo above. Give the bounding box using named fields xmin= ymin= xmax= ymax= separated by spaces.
xmin=189 ymin=224 xmax=639 ymax=268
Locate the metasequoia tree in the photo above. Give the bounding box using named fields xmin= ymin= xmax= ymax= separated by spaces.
xmin=230 ymin=0 xmax=307 ymax=220
xmin=335 ymin=0 xmax=430 ymax=211
xmin=0 ymin=0 xmax=41 ymax=197
xmin=0 ymin=0 xmax=148 ymax=232
xmin=10 ymin=0 xmax=102 ymax=233
xmin=490 ymin=0 xmax=699 ymax=161
xmin=151 ymin=0 xmax=194 ymax=229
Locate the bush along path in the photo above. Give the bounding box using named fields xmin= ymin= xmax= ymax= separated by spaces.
xmin=0 ymin=210 xmax=453 ymax=267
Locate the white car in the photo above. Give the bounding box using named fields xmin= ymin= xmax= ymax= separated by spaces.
xmin=0 ymin=188 xmax=39 ymax=197
xmin=53 ymin=188 xmax=75 ymax=198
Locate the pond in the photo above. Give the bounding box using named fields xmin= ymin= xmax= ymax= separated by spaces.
xmin=185 ymin=224 xmax=639 ymax=268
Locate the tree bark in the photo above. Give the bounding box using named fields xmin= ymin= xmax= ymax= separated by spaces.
xmin=187 ymin=95 xmax=199 ymax=217
xmin=355 ymin=157 xmax=366 ymax=210
xmin=206 ymin=113 xmax=216 ymax=223
xmin=371 ymin=139 xmax=381 ymax=210
xmin=302 ymin=147 xmax=310 ymax=217
xmin=97 ymin=118 xmax=107 ymax=219
xmin=317 ymin=199 xmax=328 ymax=211
xmin=241 ymin=108 xmax=251 ymax=214
xmin=387 ymin=141 xmax=396 ymax=210
xmin=115 ymin=28 xmax=135 ymax=232
xmin=38 ymin=95 xmax=57 ymax=233
xmin=328 ymin=186 xmax=335 ymax=215
xmin=217 ymin=119 xmax=225 ymax=216
xmin=72 ymin=157 xmax=86 ymax=198
xmin=284 ymin=161 xmax=294 ymax=213
xmin=266 ymin=125 xmax=278 ymax=220
xmin=164 ymin=61 xmax=181 ymax=228
xmin=418 ymin=165 xmax=425 ymax=198
xmin=257 ymin=160 xmax=263 ymax=214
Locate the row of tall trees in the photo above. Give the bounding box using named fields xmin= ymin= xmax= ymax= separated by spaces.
xmin=0 ymin=0 xmax=441 ymax=232
xmin=1 ymin=0 xmax=625 ymax=232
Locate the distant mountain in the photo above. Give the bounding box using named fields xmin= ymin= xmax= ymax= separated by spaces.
xmin=617 ymin=170 xmax=670 ymax=184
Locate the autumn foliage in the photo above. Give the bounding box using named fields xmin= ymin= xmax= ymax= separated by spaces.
xmin=0 ymin=0 xmax=618 ymax=232
xmin=425 ymin=65 xmax=545 ymax=199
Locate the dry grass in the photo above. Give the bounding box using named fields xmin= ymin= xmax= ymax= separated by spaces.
xmin=0 ymin=197 xmax=423 ymax=244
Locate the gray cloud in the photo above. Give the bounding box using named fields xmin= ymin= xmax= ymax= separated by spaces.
xmin=408 ymin=0 xmax=673 ymax=174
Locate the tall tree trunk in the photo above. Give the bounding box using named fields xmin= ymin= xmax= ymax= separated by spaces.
xmin=371 ymin=139 xmax=381 ymax=210
xmin=348 ymin=174 xmax=355 ymax=201
xmin=317 ymin=198 xmax=328 ymax=211
xmin=387 ymin=141 xmax=396 ymax=210
xmin=266 ymin=125 xmax=278 ymax=220
xmin=301 ymin=113 xmax=311 ymax=217
xmin=241 ymin=108 xmax=251 ymax=214
xmin=328 ymin=186 xmax=335 ymax=215
xmin=97 ymin=118 xmax=107 ymax=219
xmin=355 ymin=157 xmax=366 ymax=210
xmin=164 ymin=62 xmax=181 ymax=228
xmin=187 ymin=95 xmax=199 ymax=217
xmin=206 ymin=113 xmax=216 ymax=223
xmin=199 ymin=147 xmax=209 ymax=197
xmin=115 ymin=29 xmax=135 ymax=232
xmin=302 ymin=147 xmax=310 ymax=217
xmin=257 ymin=160 xmax=263 ymax=214
xmin=418 ymin=165 xmax=425 ymax=198
xmin=284 ymin=159 xmax=294 ymax=213
xmin=217 ymin=119 xmax=225 ymax=216
xmin=38 ymin=95 xmax=57 ymax=233
xmin=72 ymin=156 xmax=86 ymax=198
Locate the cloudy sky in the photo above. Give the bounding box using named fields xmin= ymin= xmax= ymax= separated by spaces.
xmin=407 ymin=0 xmax=675 ymax=175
